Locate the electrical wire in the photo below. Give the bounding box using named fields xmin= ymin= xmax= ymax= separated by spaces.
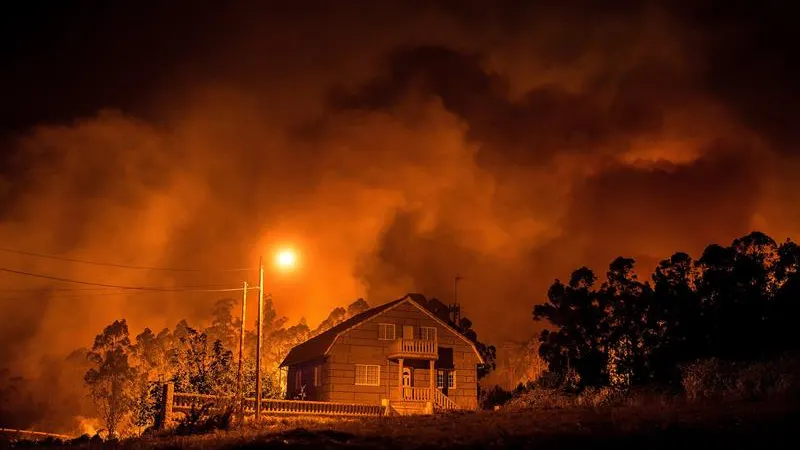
xmin=0 ymin=288 xmax=260 ymax=303
xmin=0 ymin=267 xmax=256 ymax=292
xmin=0 ymin=246 xmax=255 ymax=272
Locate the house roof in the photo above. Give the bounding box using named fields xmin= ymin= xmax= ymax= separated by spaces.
xmin=279 ymin=293 xmax=484 ymax=367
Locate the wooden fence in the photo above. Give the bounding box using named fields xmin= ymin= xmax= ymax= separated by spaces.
xmin=163 ymin=383 xmax=386 ymax=426
xmin=0 ymin=428 xmax=73 ymax=441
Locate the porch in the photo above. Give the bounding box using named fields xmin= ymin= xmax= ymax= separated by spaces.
xmin=389 ymin=356 xmax=458 ymax=413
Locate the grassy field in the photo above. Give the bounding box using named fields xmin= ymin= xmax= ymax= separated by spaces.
xmin=6 ymin=398 xmax=798 ymax=449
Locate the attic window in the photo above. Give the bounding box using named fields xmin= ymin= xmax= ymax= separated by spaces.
xmin=378 ymin=323 xmax=395 ymax=340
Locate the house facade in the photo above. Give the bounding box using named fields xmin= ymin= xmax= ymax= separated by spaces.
xmin=279 ymin=293 xmax=484 ymax=414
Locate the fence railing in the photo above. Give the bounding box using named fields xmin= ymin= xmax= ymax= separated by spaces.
xmin=0 ymin=428 xmax=74 ymax=441
xmin=242 ymin=398 xmax=385 ymax=416
xmin=166 ymin=387 xmax=385 ymax=422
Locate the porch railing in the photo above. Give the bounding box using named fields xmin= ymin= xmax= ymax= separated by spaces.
xmin=401 ymin=387 xmax=432 ymax=401
xmin=433 ymin=389 xmax=458 ymax=410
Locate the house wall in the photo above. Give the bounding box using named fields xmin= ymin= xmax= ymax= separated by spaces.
xmin=286 ymin=360 xmax=325 ymax=401
xmin=322 ymin=301 xmax=481 ymax=409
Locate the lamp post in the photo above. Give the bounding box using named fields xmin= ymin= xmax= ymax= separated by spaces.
xmin=255 ymin=256 xmax=265 ymax=420
xmin=254 ymin=247 xmax=296 ymax=421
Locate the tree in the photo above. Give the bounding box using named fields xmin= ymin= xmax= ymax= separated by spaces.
xmin=535 ymin=267 xmax=607 ymax=386
xmin=454 ymin=316 xmax=497 ymax=379
xmin=206 ymin=298 xmax=239 ymax=350
xmin=774 ymin=239 xmax=800 ymax=351
xmin=84 ymin=320 xmax=137 ymax=437
xmin=649 ymin=252 xmax=702 ymax=382
xmin=171 ymin=326 xmax=235 ymax=395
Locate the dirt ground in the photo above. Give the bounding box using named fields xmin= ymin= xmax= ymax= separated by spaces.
xmin=7 ymin=399 xmax=800 ymax=449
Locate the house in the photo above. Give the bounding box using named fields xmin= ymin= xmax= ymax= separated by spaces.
xmin=279 ymin=293 xmax=485 ymax=414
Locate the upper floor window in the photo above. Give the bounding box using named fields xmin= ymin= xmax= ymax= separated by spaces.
xmin=378 ymin=323 xmax=395 ymax=340
xmin=355 ymin=364 xmax=380 ymax=386
xmin=420 ymin=326 xmax=437 ymax=341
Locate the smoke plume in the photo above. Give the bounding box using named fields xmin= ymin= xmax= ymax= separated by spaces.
xmin=0 ymin=0 xmax=797 ymax=430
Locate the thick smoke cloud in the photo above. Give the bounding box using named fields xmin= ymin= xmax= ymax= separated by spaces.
xmin=0 ymin=0 xmax=798 ymax=430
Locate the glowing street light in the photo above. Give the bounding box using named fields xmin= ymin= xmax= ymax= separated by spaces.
xmin=256 ymin=246 xmax=300 ymax=420
xmin=275 ymin=248 xmax=297 ymax=271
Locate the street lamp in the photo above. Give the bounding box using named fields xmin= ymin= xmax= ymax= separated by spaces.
xmin=255 ymin=247 xmax=298 ymax=420
xmin=275 ymin=248 xmax=297 ymax=271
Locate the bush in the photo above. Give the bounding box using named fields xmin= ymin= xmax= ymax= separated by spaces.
xmin=174 ymin=402 xmax=235 ymax=436
xmin=680 ymin=354 xmax=800 ymax=401
xmin=479 ymin=385 xmax=514 ymax=409
xmin=503 ymin=387 xmax=577 ymax=410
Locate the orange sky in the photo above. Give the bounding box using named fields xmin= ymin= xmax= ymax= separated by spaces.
xmin=1 ymin=1 xmax=799 ymax=380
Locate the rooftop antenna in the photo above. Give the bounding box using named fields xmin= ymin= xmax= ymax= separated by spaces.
xmin=450 ymin=273 xmax=462 ymax=327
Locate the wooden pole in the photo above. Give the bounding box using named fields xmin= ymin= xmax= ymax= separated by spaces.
xmin=237 ymin=281 xmax=247 ymax=424
xmin=255 ymin=256 xmax=265 ymax=420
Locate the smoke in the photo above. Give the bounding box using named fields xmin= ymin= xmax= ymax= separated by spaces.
xmin=0 ymin=0 xmax=798 ymax=430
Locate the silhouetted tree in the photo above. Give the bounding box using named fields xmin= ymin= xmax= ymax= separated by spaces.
xmin=535 ymin=267 xmax=607 ymax=386
xmin=535 ymin=231 xmax=799 ymax=389
xmin=84 ymin=320 xmax=137 ymax=437
xmin=456 ymin=316 xmax=497 ymax=379
xmin=649 ymin=252 xmax=702 ymax=382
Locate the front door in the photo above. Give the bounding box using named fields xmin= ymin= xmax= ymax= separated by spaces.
xmin=402 ymin=367 xmax=413 ymax=399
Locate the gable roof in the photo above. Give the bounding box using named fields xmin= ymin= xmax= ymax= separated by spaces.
xmin=279 ymin=293 xmax=484 ymax=367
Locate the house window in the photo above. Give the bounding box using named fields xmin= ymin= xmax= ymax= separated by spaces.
xmin=313 ymin=366 xmax=322 ymax=387
xmin=355 ymin=364 xmax=380 ymax=386
xmin=378 ymin=323 xmax=395 ymax=340
xmin=420 ymin=326 xmax=437 ymax=341
xmin=437 ymin=370 xmax=456 ymax=389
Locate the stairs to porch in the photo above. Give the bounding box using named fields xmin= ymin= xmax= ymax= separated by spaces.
xmin=390 ymin=387 xmax=458 ymax=415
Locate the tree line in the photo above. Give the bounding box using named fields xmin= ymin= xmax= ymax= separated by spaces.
xmin=533 ymin=231 xmax=800 ymax=388
xmin=81 ymin=297 xmax=369 ymax=436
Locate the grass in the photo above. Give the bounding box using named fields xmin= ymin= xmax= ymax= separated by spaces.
xmin=6 ymin=397 xmax=799 ymax=449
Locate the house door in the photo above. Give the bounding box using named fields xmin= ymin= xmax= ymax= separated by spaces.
xmin=438 ymin=370 xmax=449 ymax=396
xmin=402 ymin=367 xmax=413 ymax=399
xmin=402 ymin=325 xmax=414 ymax=340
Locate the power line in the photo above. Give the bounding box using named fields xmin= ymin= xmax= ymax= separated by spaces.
xmin=0 ymin=287 xmax=261 ymax=302
xmin=0 ymin=246 xmax=255 ymax=272
xmin=0 ymin=267 xmax=256 ymax=292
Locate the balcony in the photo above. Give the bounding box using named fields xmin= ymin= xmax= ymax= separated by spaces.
xmin=387 ymin=338 xmax=438 ymax=360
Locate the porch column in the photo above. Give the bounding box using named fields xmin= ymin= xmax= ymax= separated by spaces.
xmin=429 ymin=360 xmax=435 ymax=395
xmin=398 ymin=358 xmax=404 ymax=399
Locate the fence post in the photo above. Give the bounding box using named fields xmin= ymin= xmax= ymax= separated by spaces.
xmin=160 ymin=382 xmax=174 ymax=429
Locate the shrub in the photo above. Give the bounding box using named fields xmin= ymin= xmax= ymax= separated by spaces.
xmin=479 ymin=385 xmax=514 ymax=409
xmin=680 ymin=354 xmax=800 ymax=401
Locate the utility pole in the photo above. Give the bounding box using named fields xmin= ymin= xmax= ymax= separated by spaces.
xmin=237 ymin=281 xmax=247 ymax=424
xmin=255 ymin=256 xmax=265 ymax=420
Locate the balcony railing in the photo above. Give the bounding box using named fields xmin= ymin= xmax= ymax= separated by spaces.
xmin=388 ymin=338 xmax=438 ymax=360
